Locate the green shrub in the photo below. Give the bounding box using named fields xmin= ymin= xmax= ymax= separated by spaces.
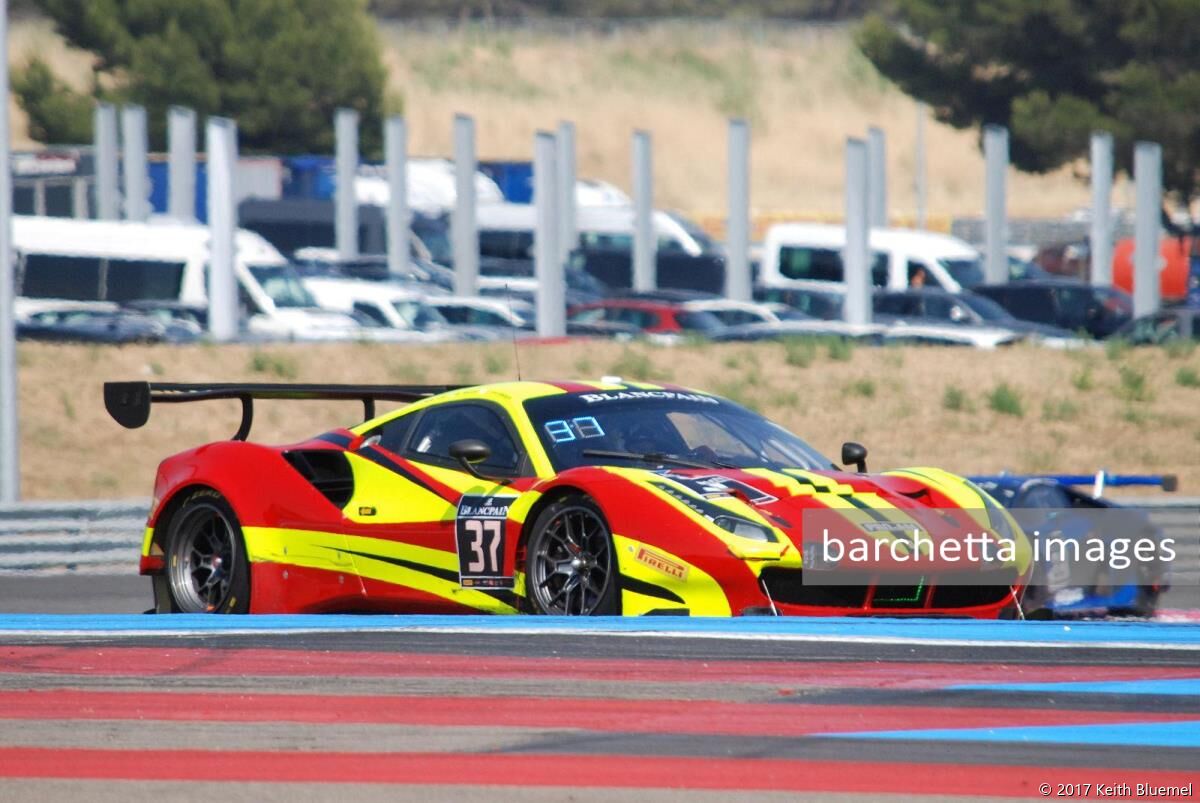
xmin=1105 ymin=338 xmax=1130 ymax=361
xmin=1165 ymin=339 xmax=1197 ymax=359
xmin=987 ymin=383 xmax=1024 ymax=417
xmin=827 ymin=337 xmax=854 ymax=362
xmin=942 ymin=385 xmax=970 ymax=412
xmin=1070 ymin=365 xmax=1094 ymax=391
xmin=1116 ymin=364 xmax=1152 ymax=402
xmin=248 ymin=350 xmax=298 ymax=379
xmin=782 ymin=337 xmax=817 ymax=368
xmin=1041 ymin=397 xmax=1079 ymax=422
xmin=1176 ymin=366 xmax=1200 ymax=388
xmin=847 ymin=378 xmax=875 ymax=398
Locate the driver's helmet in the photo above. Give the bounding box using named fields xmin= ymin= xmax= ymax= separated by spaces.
xmin=617 ymin=413 xmax=677 ymax=454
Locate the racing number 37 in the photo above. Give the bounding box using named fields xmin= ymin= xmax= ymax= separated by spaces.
xmin=455 ymin=495 xmax=517 ymax=589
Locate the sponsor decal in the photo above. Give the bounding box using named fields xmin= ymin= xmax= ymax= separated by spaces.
xmin=635 ymin=547 xmax=689 ymax=581
xmin=455 ymin=495 xmax=519 ymax=589
xmin=578 ymin=390 xmax=719 ymax=405
xmin=662 ymin=473 xmax=778 ymax=505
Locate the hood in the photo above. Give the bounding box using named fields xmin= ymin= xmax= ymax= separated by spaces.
xmin=605 ymin=465 xmax=1031 ymax=577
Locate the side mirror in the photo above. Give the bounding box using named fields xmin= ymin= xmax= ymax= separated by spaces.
xmin=450 ymin=439 xmax=491 ymax=466
xmin=841 ymin=441 xmax=868 ymax=473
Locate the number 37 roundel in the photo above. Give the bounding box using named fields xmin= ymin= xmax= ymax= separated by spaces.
xmin=455 ymin=495 xmax=518 ymax=589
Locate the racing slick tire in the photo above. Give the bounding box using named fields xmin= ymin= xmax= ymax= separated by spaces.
xmin=525 ymin=495 xmax=618 ymax=615
xmin=163 ymin=489 xmax=251 ymax=614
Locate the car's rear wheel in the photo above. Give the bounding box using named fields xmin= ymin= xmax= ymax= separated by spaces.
xmin=525 ymin=495 xmax=618 ymax=615
xmin=164 ymin=490 xmax=250 ymax=614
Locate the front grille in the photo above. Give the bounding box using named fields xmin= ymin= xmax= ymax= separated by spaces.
xmin=930 ymin=584 xmax=1013 ymax=609
xmin=761 ymin=568 xmax=1014 ymax=610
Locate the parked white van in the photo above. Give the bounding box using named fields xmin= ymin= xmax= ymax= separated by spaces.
xmin=476 ymin=202 xmax=715 ymax=259
xmin=758 ymin=223 xmax=985 ymax=293
xmin=11 ymin=215 xmax=362 ymax=340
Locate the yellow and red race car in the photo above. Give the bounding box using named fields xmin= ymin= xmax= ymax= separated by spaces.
xmin=105 ymin=379 xmax=1031 ymax=618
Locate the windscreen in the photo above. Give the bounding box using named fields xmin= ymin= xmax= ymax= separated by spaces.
xmin=939 ymin=257 xmax=986 ymax=288
xmin=958 ymin=293 xmax=1013 ymax=322
xmin=524 ymin=391 xmax=833 ymax=472
xmin=248 ymin=264 xmax=318 ymax=308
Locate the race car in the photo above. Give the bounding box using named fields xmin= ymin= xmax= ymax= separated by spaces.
xmin=970 ymin=472 xmax=1176 ymax=618
xmin=105 ymin=379 xmax=1031 ymax=617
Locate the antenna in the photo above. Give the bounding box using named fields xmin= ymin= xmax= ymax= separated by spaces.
xmin=503 ymin=282 xmax=523 ymax=381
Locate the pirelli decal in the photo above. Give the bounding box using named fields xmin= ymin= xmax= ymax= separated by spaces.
xmin=635 ymin=546 xmax=689 ymax=581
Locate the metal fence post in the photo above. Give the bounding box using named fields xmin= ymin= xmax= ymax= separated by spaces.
xmin=1090 ymin=131 xmax=1114 ymax=287
xmin=867 ymin=126 xmax=887 ymax=229
xmin=453 ymin=113 xmax=478 ymax=296
xmin=335 ymin=108 xmax=359 ymax=261
xmin=535 ymin=132 xmax=564 ymax=338
xmin=168 ymin=106 xmax=196 ymax=221
xmin=632 ymin=130 xmax=655 ymax=292
xmin=0 ymin=0 xmax=19 ymax=502
xmin=385 ymin=116 xmax=409 ymax=278
xmin=844 ymin=138 xmax=870 ymax=326
xmin=984 ymin=125 xmax=1009 ymax=284
xmin=93 ymin=103 xmax=119 ymax=221
xmin=725 ymin=118 xmax=751 ymax=301
xmin=206 ymin=118 xmax=239 ymax=342
xmin=556 ymin=121 xmax=576 ymax=267
xmin=121 ymin=105 xmax=150 ymax=221
xmin=1133 ymin=141 xmax=1162 ymax=318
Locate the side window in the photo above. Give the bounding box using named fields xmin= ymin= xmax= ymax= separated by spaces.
xmin=106 ymin=259 xmax=185 ymax=302
xmin=353 ymin=301 xmax=390 ymax=327
xmin=366 ymin=412 xmax=417 ymax=455
xmin=870 ymin=252 xmax=889 ymax=287
xmin=407 ymin=404 xmax=522 ymax=475
xmin=874 ymin=295 xmax=914 ymax=315
xmin=19 ymin=254 xmax=104 ymax=300
xmin=923 ymin=295 xmax=957 ymax=321
xmin=778 ymin=247 xmax=843 ymax=282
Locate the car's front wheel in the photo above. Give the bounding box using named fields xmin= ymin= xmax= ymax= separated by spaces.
xmin=525 ymin=495 xmax=618 ymax=615
xmin=164 ymin=490 xmax=251 ymax=614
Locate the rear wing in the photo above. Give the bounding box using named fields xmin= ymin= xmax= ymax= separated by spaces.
xmin=971 ymin=471 xmax=1178 ymax=498
xmin=104 ymin=381 xmax=466 ymax=441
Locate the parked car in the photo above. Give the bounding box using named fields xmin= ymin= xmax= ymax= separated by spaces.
xmin=970 ymin=472 xmax=1175 ymax=618
xmin=18 ymin=306 xmax=200 ymax=344
xmin=754 ymin=286 xmax=845 ymax=320
xmin=758 ymin=223 xmax=984 ymax=293
xmin=681 ymin=299 xmax=811 ymax=326
xmin=873 ymin=289 xmax=1082 ymax=344
xmin=1111 ymin=308 xmax=1200 ymax=344
xmin=972 ymin=280 xmax=1133 ymax=339
xmin=429 ymin=296 xmax=536 ymax=332
xmin=566 ymin=299 xmax=727 ymax=337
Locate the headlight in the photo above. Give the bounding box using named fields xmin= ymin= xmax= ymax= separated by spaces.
xmin=713 ymin=515 xmax=777 ymax=543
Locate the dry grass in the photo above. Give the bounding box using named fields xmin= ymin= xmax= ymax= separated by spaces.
xmin=8 ymin=17 xmax=1110 ymax=229
xmin=15 ymin=340 xmax=1200 ymax=500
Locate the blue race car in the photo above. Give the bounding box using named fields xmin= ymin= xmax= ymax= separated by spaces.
xmin=969 ymin=472 xmax=1176 ymax=619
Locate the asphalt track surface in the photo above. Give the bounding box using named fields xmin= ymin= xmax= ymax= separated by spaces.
xmin=0 ymin=576 xmax=1197 ymax=800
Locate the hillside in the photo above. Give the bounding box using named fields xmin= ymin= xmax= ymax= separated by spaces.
xmin=7 ymin=16 xmax=1112 ymax=229
xmin=16 ymin=339 xmax=1199 ymax=500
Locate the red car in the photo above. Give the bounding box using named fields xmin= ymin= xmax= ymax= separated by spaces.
xmin=567 ymin=299 xmax=726 ymax=335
